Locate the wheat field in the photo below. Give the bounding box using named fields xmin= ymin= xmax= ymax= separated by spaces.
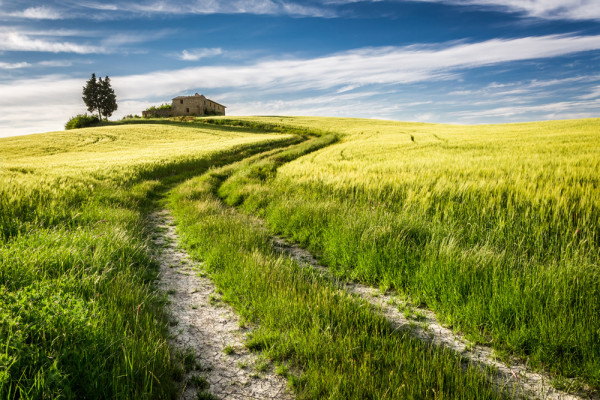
xmin=2 ymin=116 xmax=598 ymax=398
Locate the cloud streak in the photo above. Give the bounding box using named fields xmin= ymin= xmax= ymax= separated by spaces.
xmin=114 ymin=34 xmax=600 ymax=98
xmin=177 ymin=48 xmax=224 ymax=61
xmin=419 ymin=0 xmax=600 ymax=21
xmin=2 ymin=33 xmax=600 ymax=136
xmin=0 ymin=29 xmax=105 ymax=53
xmin=4 ymin=0 xmax=600 ymax=21
xmin=72 ymin=0 xmax=336 ymax=18
xmin=1 ymin=6 xmax=63 ymax=20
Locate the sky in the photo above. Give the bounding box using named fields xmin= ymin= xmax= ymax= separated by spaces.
xmin=1 ymin=0 xmax=599 ymax=137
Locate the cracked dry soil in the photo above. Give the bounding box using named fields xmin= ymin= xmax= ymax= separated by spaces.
xmin=272 ymin=236 xmax=593 ymax=400
xmin=151 ymin=210 xmax=293 ymax=400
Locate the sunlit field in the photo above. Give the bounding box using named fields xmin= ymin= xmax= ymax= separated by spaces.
xmin=215 ymin=116 xmax=600 ymax=390
xmin=2 ymin=116 xmax=598 ymax=398
xmin=0 ymin=122 xmax=296 ymax=398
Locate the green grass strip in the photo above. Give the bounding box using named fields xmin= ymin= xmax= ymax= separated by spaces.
xmin=0 ymin=124 xmax=301 ymax=399
xmin=168 ymin=137 xmax=507 ymax=399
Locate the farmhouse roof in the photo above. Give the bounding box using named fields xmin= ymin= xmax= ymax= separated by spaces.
xmin=172 ymin=93 xmax=226 ymax=108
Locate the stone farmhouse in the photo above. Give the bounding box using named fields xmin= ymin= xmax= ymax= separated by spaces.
xmin=142 ymin=93 xmax=226 ymax=117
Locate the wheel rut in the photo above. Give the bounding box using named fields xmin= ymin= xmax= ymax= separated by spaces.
xmin=151 ymin=209 xmax=293 ymax=400
xmin=272 ymin=236 xmax=594 ymax=400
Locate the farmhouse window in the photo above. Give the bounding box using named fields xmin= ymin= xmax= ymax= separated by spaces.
xmin=186 ymin=108 xmax=190 ymax=113
xmin=180 ymin=100 xmax=183 ymax=104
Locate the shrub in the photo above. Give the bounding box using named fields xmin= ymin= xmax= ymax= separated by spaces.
xmin=65 ymin=114 xmax=100 ymax=130
xmin=143 ymin=104 xmax=172 ymax=118
xmin=122 ymin=114 xmax=141 ymax=120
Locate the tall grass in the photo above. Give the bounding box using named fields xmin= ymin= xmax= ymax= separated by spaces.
xmin=215 ymin=117 xmax=600 ymax=390
xmin=168 ymin=137 xmax=506 ymax=399
xmin=0 ymin=122 xmax=298 ymax=398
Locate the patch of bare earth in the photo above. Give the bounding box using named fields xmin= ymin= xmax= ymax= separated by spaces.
xmin=150 ymin=210 xmax=293 ymax=400
xmin=272 ymin=236 xmax=595 ymax=400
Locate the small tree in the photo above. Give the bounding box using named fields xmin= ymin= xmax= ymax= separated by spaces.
xmin=82 ymin=73 xmax=101 ymax=120
xmin=99 ymin=76 xmax=117 ymax=119
xmin=82 ymin=73 xmax=117 ymax=120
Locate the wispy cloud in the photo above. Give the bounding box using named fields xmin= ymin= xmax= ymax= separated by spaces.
xmin=1 ymin=6 xmax=63 ymax=20
xmin=2 ymin=33 xmax=600 ymax=136
xmin=73 ymin=0 xmax=336 ymax=18
xmin=0 ymin=27 xmax=175 ymax=54
xmin=412 ymin=0 xmax=600 ymax=21
xmin=578 ymin=85 xmax=600 ymax=100
xmin=0 ymin=61 xmax=31 ymax=69
xmin=0 ymin=59 xmax=77 ymax=70
xmin=451 ymin=99 xmax=600 ymax=119
xmin=3 ymin=0 xmax=600 ymax=21
xmin=177 ymin=48 xmax=224 ymax=61
xmin=113 ymin=34 xmax=600 ymax=98
xmin=0 ymin=29 xmax=105 ymax=53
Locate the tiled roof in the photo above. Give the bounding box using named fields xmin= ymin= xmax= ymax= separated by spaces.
xmin=171 ymin=94 xmax=226 ymax=108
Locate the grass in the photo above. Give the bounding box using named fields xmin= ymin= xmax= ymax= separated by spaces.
xmin=212 ymin=116 xmax=600 ymax=391
xmin=0 ymin=121 xmax=299 ymax=398
xmin=2 ymin=115 xmax=598 ymax=398
xmin=167 ymin=135 xmax=506 ymax=399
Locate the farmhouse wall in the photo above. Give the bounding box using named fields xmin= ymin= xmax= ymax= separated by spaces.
xmin=172 ymin=93 xmax=226 ymax=116
xmin=143 ymin=93 xmax=226 ymax=118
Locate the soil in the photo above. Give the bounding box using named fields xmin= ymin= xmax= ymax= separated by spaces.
xmin=151 ymin=210 xmax=293 ymax=400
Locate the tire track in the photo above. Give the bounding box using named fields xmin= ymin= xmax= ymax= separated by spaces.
xmin=151 ymin=209 xmax=293 ymax=400
xmin=272 ymin=236 xmax=595 ymax=400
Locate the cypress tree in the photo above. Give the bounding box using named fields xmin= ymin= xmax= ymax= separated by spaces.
xmin=82 ymin=73 xmax=118 ymax=121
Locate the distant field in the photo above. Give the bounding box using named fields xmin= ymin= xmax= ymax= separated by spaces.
xmin=217 ymin=116 xmax=600 ymax=390
xmin=1 ymin=116 xmax=598 ymax=398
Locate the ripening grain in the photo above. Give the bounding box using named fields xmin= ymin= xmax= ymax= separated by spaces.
xmin=219 ymin=117 xmax=600 ymax=389
xmin=0 ymin=121 xmax=295 ymax=398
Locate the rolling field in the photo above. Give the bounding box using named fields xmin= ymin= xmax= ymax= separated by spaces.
xmin=0 ymin=122 xmax=297 ymax=398
xmin=215 ymin=116 xmax=600 ymax=391
xmin=1 ymin=116 xmax=598 ymax=398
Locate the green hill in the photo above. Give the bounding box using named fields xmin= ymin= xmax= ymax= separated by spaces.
xmin=1 ymin=117 xmax=598 ymax=398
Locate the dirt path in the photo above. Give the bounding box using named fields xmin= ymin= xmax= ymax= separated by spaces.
xmin=150 ymin=210 xmax=293 ymax=400
xmin=272 ymin=236 xmax=593 ymax=400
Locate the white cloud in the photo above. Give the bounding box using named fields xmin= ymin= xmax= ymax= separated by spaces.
xmin=2 ymin=34 xmax=600 ymax=136
xmin=74 ymin=0 xmax=336 ymax=17
xmin=0 ymin=61 xmax=31 ymax=69
xmin=38 ymin=60 xmax=74 ymax=67
xmin=113 ymin=34 xmax=600 ymax=98
xmin=412 ymin=0 xmax=600 ymax=20
xmin=1 ymin=6 xmax=63 ymax=20
xmin=451 ymin=99 xmax=600 ymax=119
xmin=449 ymin=75 xmax=600 ymax=97
xmin=178 ymin=48 xmax=224 ymax=61
xmin=0 ymin=30 xmax=105 ymax=53
xmin=0 ymin=27 xmax=175 ymax=54
xmin=578 ymin=85 xmax=600 ymax=100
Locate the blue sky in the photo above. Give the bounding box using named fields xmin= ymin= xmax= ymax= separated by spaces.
xmin=1 ymin=0 xmax=599 ymax=137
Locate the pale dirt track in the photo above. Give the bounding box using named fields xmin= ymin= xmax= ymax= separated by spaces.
xmin=150 ymin=204 xmax=594 ymax=400
xmin=151 ymin=210 xmax=293 ymax=400
xmin=272 ymin=236 xmax=595 ymax=400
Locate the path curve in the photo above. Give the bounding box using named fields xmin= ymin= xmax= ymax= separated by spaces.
xmin=272 ymin=236 xmax=595 ymax=400
xmin=151 ymin=210 xmax=293 ymax=400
